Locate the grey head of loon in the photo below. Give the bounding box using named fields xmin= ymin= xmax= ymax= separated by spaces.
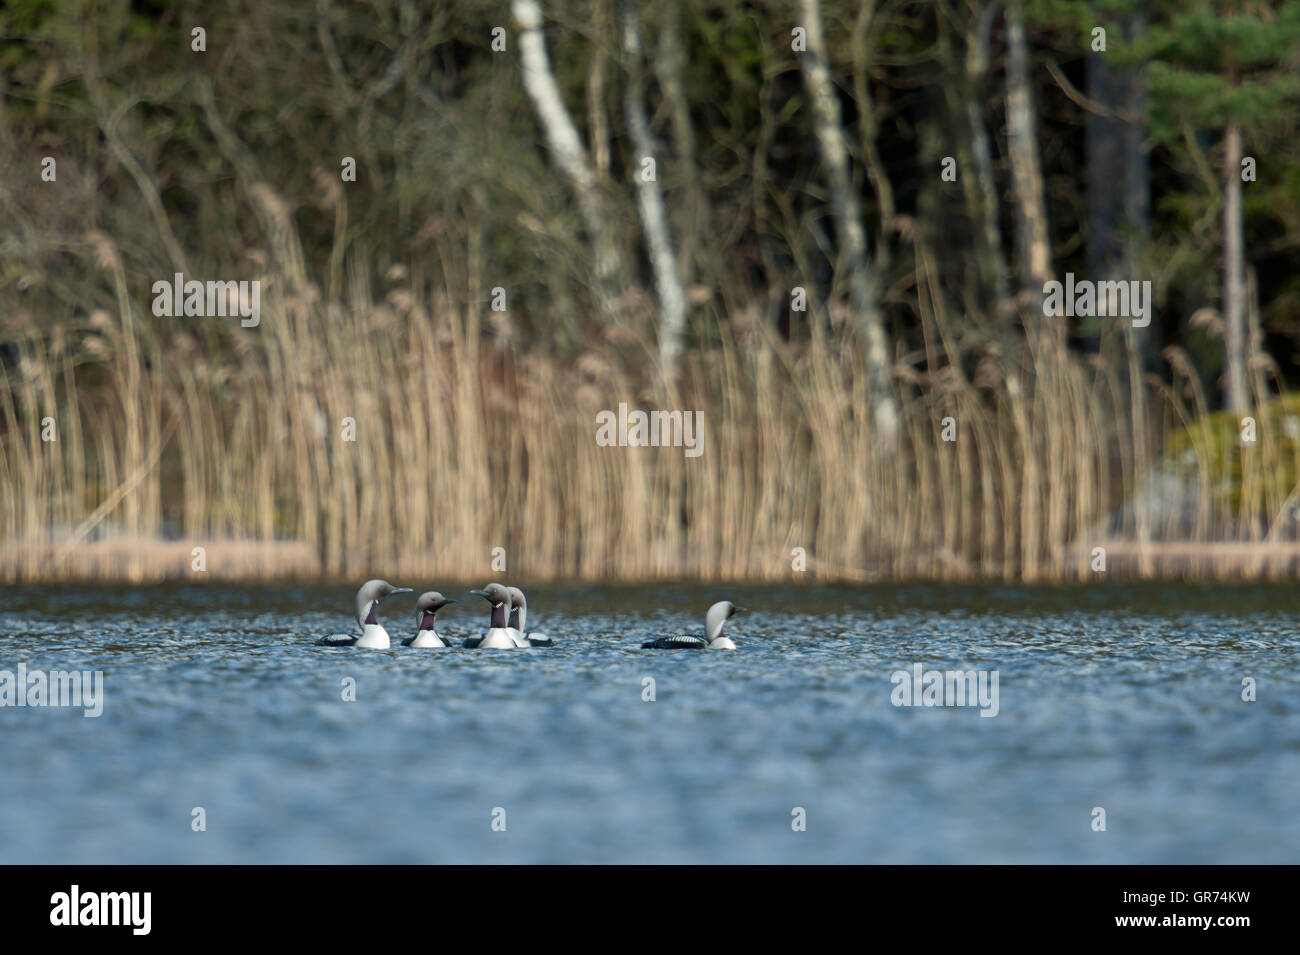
xmin=355 ymin=579 xmax=414 ymax=629
xmin=505 ymin=585 xmax=556 ymax=647
xmin=414 ymin=591 xmax=457 ymax=630
xmin=470 ymin=582 xmax=513 ymax=629
xmin=506 ymin=586 xmax=528 ymax=631
xmin=706 ymin=600 xmax=747 ymax=641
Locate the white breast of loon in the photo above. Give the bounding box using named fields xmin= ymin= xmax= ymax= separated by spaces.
xmin=354 ymin=623 xmax=391 ymax=649
xmin=403 ymin=630 xmax=449 ymax=648
xmin=477 ymin=627 xmax=519 ymax=649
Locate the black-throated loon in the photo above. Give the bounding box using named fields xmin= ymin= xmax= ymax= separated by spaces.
xmin=464 ymin=583 xmax=520 ymax=649
xmin=506 ymin=586 xmax=555 ymax=647
xmin=402 ymin=592 xmax=458 ymax=647
xmin=317 ymin=579 xmax=414 ymax=649
xmin=641 ymin=600 xmax=747 ymax=650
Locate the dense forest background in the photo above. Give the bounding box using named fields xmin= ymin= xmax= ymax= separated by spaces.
xmin=2 ymin=0 xmax=1300 ymax=582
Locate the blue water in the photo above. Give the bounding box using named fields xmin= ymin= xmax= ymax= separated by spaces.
xmin=1 ymin=582 xmax=1296 ymax=863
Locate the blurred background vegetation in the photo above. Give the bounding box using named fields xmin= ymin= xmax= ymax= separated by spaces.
xmin=2 ymin=0 xmax=1300 ymax=582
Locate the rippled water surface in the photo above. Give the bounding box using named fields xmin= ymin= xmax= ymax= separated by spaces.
xmin=1 ymin=582 xmax=1297 ymax=863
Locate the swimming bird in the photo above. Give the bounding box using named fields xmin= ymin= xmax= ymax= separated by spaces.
xmin=506 ymin=586 xmax=555 ymax=647
xmin=641 ymin=601 xmax=747 ymax=650
xmin=317 ymin=579 xmax=414 ymax=649
xmin=465 ymin=583 xmax=520 ymax=649
xmin=402 ymin=592 xmax=458 ymax=648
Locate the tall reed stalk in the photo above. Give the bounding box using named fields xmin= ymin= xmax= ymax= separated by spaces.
xmin=3 ymin=233 xmax=1297 ymax=583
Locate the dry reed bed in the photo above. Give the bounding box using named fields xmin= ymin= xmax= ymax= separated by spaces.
xmin=2 ymin=246 xmax=1298 ymax=583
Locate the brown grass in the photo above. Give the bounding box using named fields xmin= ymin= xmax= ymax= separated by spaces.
xmin=2 ymin=231 xmax=1297 ymax=584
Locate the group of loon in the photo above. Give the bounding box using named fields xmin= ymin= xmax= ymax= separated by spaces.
xmin=317 ymin=579 xmax=746 ymax=650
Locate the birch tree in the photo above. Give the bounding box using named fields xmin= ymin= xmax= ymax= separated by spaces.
xmin=622 ymin=0 xmax=688 ymax=382
xmin=1005 ymin=9 xmax=1052 ymax=311
xmin=798 ymin=0 xmax=898 ymax=445
xmin=1222 ymin=120 xmax=1247 ymax=412
xmin=513 ymin=0 xmax=628 ymax=322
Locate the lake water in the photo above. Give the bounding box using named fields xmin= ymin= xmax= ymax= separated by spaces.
xmin=1 ymin=582 xmax=1296 ymax=863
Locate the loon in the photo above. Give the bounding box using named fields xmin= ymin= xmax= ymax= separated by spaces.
xmin=317 ymin=579 xmax=414 ymax=648
xmin=465 ymin=583 xmax=520 ymax=649
xmin=641 ymin=601 xmax=747 ymax=650
xmin=401 ymin=592 xmax=457 ymax=648
xmin=506 ymin=586 xmax=555 ymax=647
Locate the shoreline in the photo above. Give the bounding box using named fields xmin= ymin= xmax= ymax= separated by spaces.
xmin=6 ymin=536 xmax=1300 ymax=584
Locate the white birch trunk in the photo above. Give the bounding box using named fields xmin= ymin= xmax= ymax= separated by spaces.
xmin=621 ymin=0 xmax=687 ymax=381
xmin=798 ymin=0 xmax=898 ymax=444
xmin=513 ymin=0 xmax=626 ymax=320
